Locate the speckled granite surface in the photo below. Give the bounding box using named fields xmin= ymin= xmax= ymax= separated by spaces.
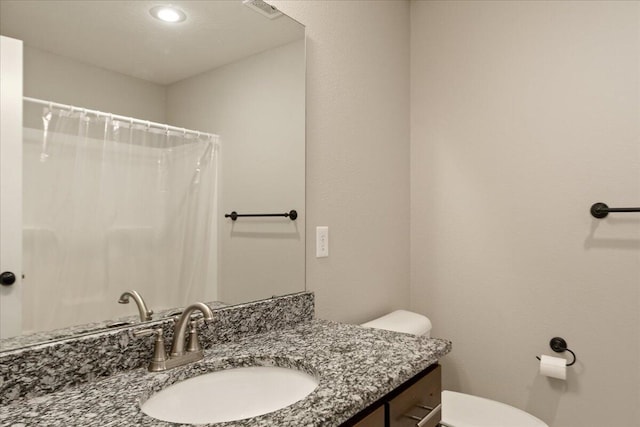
xmin=0 ymin=320 xmax=451 ymax=427
xmin=0 ymin=302 xmax=230 ymax=352
xmin=0 ymin=292 xmax=314 ymax=404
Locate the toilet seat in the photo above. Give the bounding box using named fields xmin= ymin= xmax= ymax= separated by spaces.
xmin=440 ymin=391 xmax=548 ymax=427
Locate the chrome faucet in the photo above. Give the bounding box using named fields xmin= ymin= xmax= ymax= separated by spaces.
xmin=118 ymin=290 xmax=153 ymax=322
xmin=170 ymin=302 xmax=214 ymax=357
xmin=134 ymin=302 xmax=214 ymax=372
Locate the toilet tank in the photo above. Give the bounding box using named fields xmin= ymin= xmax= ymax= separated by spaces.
xmin=361 ymin=310 xmax=432 ymax=337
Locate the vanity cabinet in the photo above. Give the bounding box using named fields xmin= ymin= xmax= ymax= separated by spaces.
xmin=352 ymin=406 xmax=386 ymax=427
xmin=347 ymin=364 xmax=441 ymax=427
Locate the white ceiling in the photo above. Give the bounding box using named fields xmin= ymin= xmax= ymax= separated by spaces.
xmin=0 ymin=0 xmax=304 ymax=85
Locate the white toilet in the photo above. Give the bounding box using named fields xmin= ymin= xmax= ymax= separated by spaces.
xmin=362 ymin=310 xmax=549 ymax=427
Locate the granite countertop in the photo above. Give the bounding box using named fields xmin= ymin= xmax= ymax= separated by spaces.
xmin=0 ymin=301 xmax=229 ymax=352
xmin=0 ymin=319 xmax=451 ymax=427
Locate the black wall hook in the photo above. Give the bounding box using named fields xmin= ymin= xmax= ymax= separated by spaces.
xmin=536 ymin=337 xmax=576 ymax=367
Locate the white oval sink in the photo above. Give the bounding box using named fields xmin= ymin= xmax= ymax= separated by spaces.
xmin=141 ymin=366 xmax=318 ymax=424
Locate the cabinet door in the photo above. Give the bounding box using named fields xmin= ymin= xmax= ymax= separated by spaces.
xmin=387 ymin=365 xmax=441 ymax=427
xmin=352 ymin=405 xmax=385 ymax=427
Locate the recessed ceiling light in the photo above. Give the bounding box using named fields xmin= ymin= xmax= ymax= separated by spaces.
xmin=149 ymin=5 xmax=187 ymax=23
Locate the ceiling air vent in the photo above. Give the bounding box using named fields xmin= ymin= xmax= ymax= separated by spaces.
xmin=242 ymin=0 xmax=283 ymax=19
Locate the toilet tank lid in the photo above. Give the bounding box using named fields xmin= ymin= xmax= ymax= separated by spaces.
xmin=361 ymin=310 xmax=432 ymax=336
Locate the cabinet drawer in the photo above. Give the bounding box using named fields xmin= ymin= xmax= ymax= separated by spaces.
xmin=387 ymin=365 xmax=441 ymax=427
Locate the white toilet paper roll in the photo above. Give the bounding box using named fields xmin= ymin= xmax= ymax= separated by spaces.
xmin=539 ymin=355 xmax=567 ymax=380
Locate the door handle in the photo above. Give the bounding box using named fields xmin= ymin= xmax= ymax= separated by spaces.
xmin=0 ymin=271 xmax=16 ymax=286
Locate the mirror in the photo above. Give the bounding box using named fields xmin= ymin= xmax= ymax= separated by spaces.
xmin=0 ymin=0 xmax=305 ymax=350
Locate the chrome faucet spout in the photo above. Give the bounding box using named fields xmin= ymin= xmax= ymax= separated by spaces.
xmin=118 ymin=290 xmax=153 ymax=322
xmin=170 ymin=302 xmax=214 ymax=357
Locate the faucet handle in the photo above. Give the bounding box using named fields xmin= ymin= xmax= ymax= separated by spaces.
xmin=133 ymin=328 xmax=168 ymax=371
xmin=186 ymin=320 xmax=202 ymax=353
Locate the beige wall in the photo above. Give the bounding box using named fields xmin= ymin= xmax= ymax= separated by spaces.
xmin=271 ymin=1 xmax=412 ymax=323
xmin=23 ymin=46 xmax=166 ymax=123
xmin=410 ymin=1 xmax=640 ymax=426
xmin=22 ymin=2 xmax=640 ymax=424
xmin=166 ymin=40 xmax=306 ymax=305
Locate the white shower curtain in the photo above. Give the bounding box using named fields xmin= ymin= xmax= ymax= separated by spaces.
xmin=22 ymin=104 xmax=218 ymax=333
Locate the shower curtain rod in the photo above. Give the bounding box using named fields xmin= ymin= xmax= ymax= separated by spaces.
xmin=23 ymin=96 xmax=219 ymax=139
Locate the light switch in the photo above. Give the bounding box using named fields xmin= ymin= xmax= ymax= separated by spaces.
xmin=316 ymin=226 xmax=329 ymax=258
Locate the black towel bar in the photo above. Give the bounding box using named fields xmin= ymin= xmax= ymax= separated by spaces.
xmin=590 ymin=202 xmax=640 ymax=219
xmin=225 ymin=210 xmax=298 ymax=221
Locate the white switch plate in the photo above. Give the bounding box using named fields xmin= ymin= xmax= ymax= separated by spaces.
xmin=316 ymin=226 xmax=329 ymax=258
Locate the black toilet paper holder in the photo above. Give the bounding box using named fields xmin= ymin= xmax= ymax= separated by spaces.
xmin=535 ymin=337 xmax=576 ymax=367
